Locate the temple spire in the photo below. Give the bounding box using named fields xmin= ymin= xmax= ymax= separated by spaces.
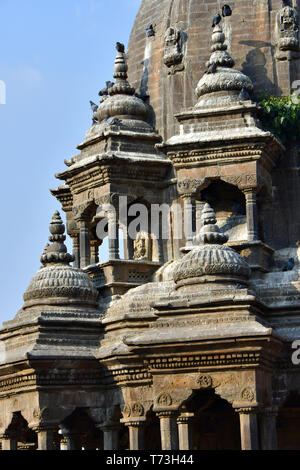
xmin=109 ymin=42 xmax=135 ymax=96
xmin=193 ymin=203 xmax=228 ymax=246
xmin=40 ymin=211 xmax=74 ymax=266
xmin=206 ymin=24 xmax=235 ymax=71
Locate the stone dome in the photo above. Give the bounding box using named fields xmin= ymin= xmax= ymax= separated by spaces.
xmin=195 ymin=25 xmax=253 ymax=107
xmin=95 ymin=44 xmax=151 ymax=129
xmin=23 ymin=212 xmax=98 ymax=308
xmin=173 ymin=204 xmax=251 ymax=289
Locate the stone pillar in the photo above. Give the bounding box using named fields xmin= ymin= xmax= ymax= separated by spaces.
xmin=177 ymin=413 xmax=194 ymax=450
xmin=244 ymin=190 xmax=259 ymax=241
xmin=35 ymin=427 xmax=56 ymax=451
xmin=0 ymin=435 xmax=17 ymax=450
xmin=182 ymin=195 xmax=196 ymax=247
xmin=260 ymin=408 xmax=278 ymax=450
xmin=101 ymin=425 xmax=119 ymax=450
xmin=72 ymin=234 xmax=80 ymax=268
xmin=90 ymin=239 xmax=100 ymax=265
xmin=238 ymin=409 xmax=260 ymax=450
xmin=157 ymin=412 xmax=179 ymax=450
xmin=124 ymin=420 xmax=145 ymax=450
xmin=79 ymin=218 xmax=91 ymax=267
xmin=108 ymin=211 xmax=120 ymax=260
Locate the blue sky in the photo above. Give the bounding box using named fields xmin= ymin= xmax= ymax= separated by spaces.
xmin=0 ymin=0 xmax=141 ymax=323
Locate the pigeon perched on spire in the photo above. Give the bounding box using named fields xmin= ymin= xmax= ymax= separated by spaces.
xmin=90 ymin=101 xmax=98 ymax=113
xmin=212 ymin=13 xmax=222 ymax=28
xmin=206 ymin=62 xmax=218 ymax=74
xmin=116 ymin=42 xmax=125 ymax=53
xmin=99 ymin=81 xmax=114 ymax=97
xmin=222 ymin=5 xmax=232 ymax=17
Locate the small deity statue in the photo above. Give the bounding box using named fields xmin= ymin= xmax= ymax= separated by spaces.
xmin=163 ymin=27 xmax=183 ymax=68
xmin=277 ymin=4 xmax=299 ymax=51
xmin=134 ymin=232 xmax=150 ymax=260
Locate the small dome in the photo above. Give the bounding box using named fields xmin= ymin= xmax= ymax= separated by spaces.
xmin=173 ymin=204 xmax=251 ymax=289
xmin=195 ymin=25 xmax=253 ymax=106
xmin=95 ymin=44 xmax=151 ymax=129
xmin=23 ymin=212 xmax=98 ymax=308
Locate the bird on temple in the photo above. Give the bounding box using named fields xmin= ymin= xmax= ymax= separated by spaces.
xmin=222 ymin=5 xmax=232 ymax=17
xmin=238 ymin=88 xmax=250 ymax=102
xmin=90 ymin=101 xmax=98 ymax=113
xmin=135 ymin=92 xmax=149 ymax=102
xmin=105 ymin=116 xmax=121 ymax=126
xmin=116 ymin=42 xmax=125 ymax=53
xmin=283 ymin=258 xmax=295 ymax=272
xmin=99 ymin=81 xmax=114 ymax=97
xmin=146 ymin=24 xmax=155 ymax=37
xmin=212 ymin=13 xmax=222 ymax=27
xmin=206 ymin=62 xmax=218 ymax=74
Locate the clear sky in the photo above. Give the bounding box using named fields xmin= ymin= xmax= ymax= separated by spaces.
xmin=0 ymin=0 xmax=141 ymax=324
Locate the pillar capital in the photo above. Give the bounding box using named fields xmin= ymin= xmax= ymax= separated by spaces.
xmin=156 ymin=410 xmax=179 ymax=418
xmin=121 ymin=418 xmax=146 ymax=428
xmin=177 ymin=413 xmax=194 ymax=424
xmin=235 ymin=407 xmax=259 ymax=415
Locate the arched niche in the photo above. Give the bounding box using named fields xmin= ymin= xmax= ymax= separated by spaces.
xmin=200 ymin=180 xmax=247 ymax=242
xmin=60 ymin=408 xmax=103 ymax=450
xmin=5 ymin=412 xmax=38 ymax=451
xmin=181 ymin=389 xmax=241 ymax=450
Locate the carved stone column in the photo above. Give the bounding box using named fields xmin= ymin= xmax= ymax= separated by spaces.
xmin=244 ymin=190 xmax=259 ymax=241
xmin=72 ymin=234 xmax=80 ymax=268
xmin=177 ymin=413 xmax=194 ymax=450
xmin=34 ymin=427 xmax=56 ymax=451
xmin=90 ymin=239 xmax=100 ymax=265
xmin=157 ymin=411 xmax=179 ymax=450
xmin=0 ymin=434 xmax=17 ymax=450
xmin=237 ymin=409 xmax=260 ymax=450
xmin=123 ymin=420 xmax=145 ymax=450
xmin=79 ymin=218 xmax=91 ymax=267
xmin=260 ymin=407 xmax=278 ymax=450
xmin=108 ymin=210 xmax=120 ymax=260
xmin=182 ymin=195 xmax=196 ymax=247
xmin=100 ymin=425 xmax=120 ymax=450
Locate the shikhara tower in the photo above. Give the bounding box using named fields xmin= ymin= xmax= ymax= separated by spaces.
xmin=1 ymin=0 xmax=300 ymax=451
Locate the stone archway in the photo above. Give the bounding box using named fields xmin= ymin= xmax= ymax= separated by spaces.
xmin=183 ymin=389 xmax=241 ymax=450
xmin=2 ymin=412 xmax=38 ymax=451
xmin=277 ymin=391 xmax=300 ymax=450
xmin=60 ymin=408 xmax=103 ymax=450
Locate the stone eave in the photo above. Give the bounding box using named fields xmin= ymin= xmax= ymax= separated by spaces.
xmin=160 ymin=130 xmax=285 ymax=154
xmin=77 ymin=127 xmax=162 ymax=151
xmin=174 ymin=101 xmax=259 ymax=122
xmin=55 ymin=152 xmax=171 ymax=181
xmin=124 ymin=324 xmax=280 ymax=349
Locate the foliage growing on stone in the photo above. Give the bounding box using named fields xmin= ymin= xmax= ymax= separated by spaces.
xmin=258 ymin=94 xmax=300 ymax=145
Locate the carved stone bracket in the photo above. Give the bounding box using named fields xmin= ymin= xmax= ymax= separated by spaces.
xmin=177 ymin=178 xmax=210 ymax=197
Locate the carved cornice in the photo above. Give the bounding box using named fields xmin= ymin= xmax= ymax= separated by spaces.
xmin=146 ymin=352 xmax=261 ymax=370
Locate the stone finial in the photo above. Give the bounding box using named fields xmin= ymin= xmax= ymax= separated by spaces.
xmin=173 ymin=202 xmax=251 ymax=287
xmin=109 ymin=42 xmax=135 ymax=97
xmin=193 ymin=203 xmax=229 ymax=246
xmin=40 ymin=211 xmax=74 ymax=266
xmin=95 ymin=43 xmax=151 ymax=127
xmin=196 ymin=24 xmax=253 ymax=101
xmin=206 ymin=24 xmax=235 ymax=70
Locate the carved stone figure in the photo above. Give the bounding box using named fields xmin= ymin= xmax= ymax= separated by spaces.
xmin=277 ymin=5 xmax=299 ymax=51
xmin=163 ymin=27 xmax=183 ymax=70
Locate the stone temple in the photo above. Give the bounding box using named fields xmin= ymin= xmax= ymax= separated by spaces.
xmin=1 ymin=0 xmax=300 ymax=451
